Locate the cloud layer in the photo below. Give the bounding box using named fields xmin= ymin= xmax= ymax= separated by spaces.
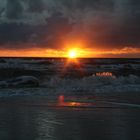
xmin=0 ymin=0 xmax=140 ymax=51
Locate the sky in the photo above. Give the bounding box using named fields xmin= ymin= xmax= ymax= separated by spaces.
xmin=0 ymin=0 xmax=140 ymax=58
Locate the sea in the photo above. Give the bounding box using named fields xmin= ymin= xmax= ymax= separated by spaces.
xmin=0 ymin=57 xmax=139 ymax=140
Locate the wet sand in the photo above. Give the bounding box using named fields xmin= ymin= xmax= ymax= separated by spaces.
xmin=0 ymin=95 xmax=140 ymax=140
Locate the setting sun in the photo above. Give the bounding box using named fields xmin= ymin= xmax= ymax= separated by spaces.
xmin=68 ymin=50 xmax=77 ymax=58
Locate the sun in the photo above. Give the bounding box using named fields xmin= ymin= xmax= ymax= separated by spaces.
xmin=68 ymin=50 xmax=77 ymax=58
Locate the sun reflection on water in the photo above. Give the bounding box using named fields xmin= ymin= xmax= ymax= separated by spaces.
xmin=95 ymin=72 xmax=114 ymax=77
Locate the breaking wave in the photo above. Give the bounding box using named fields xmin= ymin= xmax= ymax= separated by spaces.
xmin=0 ymin=75 xmax=139 ymax=97
xmin=0 ymin=58 xmax=140 ymax=97
xmin=47 ymin=74 xmax=140 ymax=94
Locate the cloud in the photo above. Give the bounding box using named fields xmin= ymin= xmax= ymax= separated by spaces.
xmin=6 ymin=0 xmax=23 ymax=19
xmin=28 ymin=0 xmax=45 ymax=13
xmin=0 ymin=0 xmax=140 ymax=50
xmin=0 ymin=12 xmax=73 ymax=49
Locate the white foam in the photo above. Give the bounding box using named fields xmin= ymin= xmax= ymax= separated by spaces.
xmin=46 ymin=75 xmax=140 ymax=94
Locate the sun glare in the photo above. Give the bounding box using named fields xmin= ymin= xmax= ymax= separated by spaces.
xmin=68 ymin=50 xmax=77 ymax=58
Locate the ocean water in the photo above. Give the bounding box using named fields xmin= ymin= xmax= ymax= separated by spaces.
xmin=0 ymin=58 xmax=139 ymax=96
xmin=0 ymin=58 xmax=139 ymax=140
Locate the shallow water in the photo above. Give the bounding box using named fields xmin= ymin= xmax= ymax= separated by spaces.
xmin=0 ymin=98 xmax=140 ymax=140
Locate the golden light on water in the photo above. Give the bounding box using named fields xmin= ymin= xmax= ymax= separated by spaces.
xmin=57 ymin=95 xmax=95 ymax=108
xmin=96 ymin=72 xmax=114 ymax=77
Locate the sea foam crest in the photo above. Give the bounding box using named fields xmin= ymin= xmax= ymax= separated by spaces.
xmin=48 ymin=75 xmax=140 ymax=94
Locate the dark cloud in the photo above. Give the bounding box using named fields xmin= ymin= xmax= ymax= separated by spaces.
xmin=94 ymin=0 xmax=140 ymax=48
xmin=58 ymin=0 xmax=114 ymax=11
xmin=0 ymin=0 xmax=140 ymax=50
xmin=0 ymin=23 xmax=34 ymax=47
xmin=6 ymin=0 xmax=23 ymax=19
xmin=28 ymin=0 xmax=45 ymax=13
xmin=77 ymin=0 xmax=114 ymax=11
xmin=0 ymin=12 xmax=73 ymax=49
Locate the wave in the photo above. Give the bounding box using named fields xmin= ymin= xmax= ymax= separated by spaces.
xmin=0 ymin=75 xmax=139 ymax=97
xmin=0 ymin=58 xmax=139 ymax=97
xmin=47 ymin=74 xmax=140 ymax=94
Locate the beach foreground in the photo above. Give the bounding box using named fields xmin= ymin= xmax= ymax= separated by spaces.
xmin=0 ymin=95 xmax=140 ymax=140
xmin=0 ymin=58 xmax=139 ymax=140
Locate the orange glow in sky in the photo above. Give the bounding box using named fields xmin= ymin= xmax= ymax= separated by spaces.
xmin=64 ymin=39 xmax=87 ymax=58
xmin=0 ymin=44 xmax=140 ymax=58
